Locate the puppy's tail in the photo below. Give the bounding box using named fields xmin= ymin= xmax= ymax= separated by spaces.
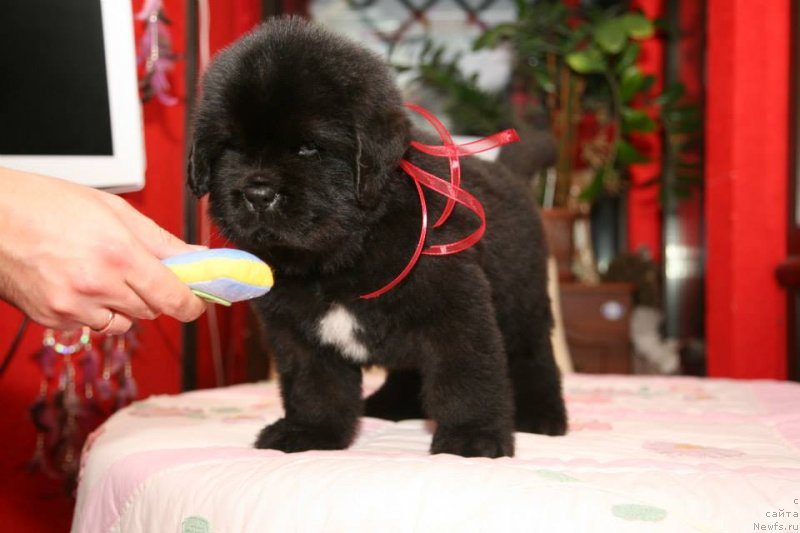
xmin=496 ymin=125 xmax=558 ymax=183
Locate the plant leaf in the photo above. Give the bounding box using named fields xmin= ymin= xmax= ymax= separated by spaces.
xmin=566 ymin=47 xmax=607 ymax=74
xmin=594 ymin=17 xmax=628 ymax=54
xmin=617 ymin=140 xmax=649 ymax=164
xmin=615 ymin=42 xmax=640 ymax=73
xmin=532 ymin=68 xmax=556 ymax=93
xmin=514 ymin=0 xmax=527 ymax=19
xmin=640 ymin=74 xmax=656 ymax=93
xmin=622 ymin=107 xmax=657 ymax=133
xmin=563 ymin=25 xmax=591 ymax=52
xmin=619 ymin=66 xmax=644 ymax=103
xmin=655 ymin=83 xmax=685 ymax=106
xmin=473 ymin=23 xmax=516 ymax=50
xmin=579 ymin=167 xmax=606 ymax=202
xmin=622 ymin=12 xmax=654 ymax=39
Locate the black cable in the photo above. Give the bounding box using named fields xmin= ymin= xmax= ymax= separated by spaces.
xmin=0 ymin=316 xmax=30 ymax=377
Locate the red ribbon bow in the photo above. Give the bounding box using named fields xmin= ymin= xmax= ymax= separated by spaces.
xmin=359 ymin=103 xmax=520 ymax=299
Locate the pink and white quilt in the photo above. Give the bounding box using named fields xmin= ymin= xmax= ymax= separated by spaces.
xmin=72 ymin=372 xmax=800 ymax=532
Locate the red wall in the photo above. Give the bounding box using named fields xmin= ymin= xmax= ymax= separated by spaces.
xmin=705 ymin=0 xmax=789 ymax=378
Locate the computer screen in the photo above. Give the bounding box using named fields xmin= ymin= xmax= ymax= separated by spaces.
xmin=0 ymin=0 xmax=145 ymax=192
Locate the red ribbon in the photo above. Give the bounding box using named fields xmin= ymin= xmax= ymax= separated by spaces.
xmin=359 ymin=103 xmax=520 ymax=300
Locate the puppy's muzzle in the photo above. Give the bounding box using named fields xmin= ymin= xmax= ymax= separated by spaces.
xmin=243 ymin=182 xmax=280 ymax=212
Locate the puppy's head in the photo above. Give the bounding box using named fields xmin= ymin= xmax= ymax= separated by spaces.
xmin=189 ymin=17 xmax=410 ymax=265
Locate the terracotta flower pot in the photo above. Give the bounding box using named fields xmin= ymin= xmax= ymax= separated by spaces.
xmin=540 ymin=207 xmax=576 ymax=282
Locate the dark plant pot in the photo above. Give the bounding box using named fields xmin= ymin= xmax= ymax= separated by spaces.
xmin=541 ymin=207 xmax=576 ymax=282
xmin=590 ymin=194 xmax=623 ymax=274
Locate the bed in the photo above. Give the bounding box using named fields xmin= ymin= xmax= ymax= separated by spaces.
xmin=71 ymin=371 xmax=800 ymax=532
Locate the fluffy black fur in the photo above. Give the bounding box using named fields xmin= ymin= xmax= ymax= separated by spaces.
xmin=188 ymin=16 xmax=567 ymax=458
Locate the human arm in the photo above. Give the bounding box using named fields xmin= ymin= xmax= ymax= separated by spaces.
xmin=0 ymin=167 xmax=206 ymax=334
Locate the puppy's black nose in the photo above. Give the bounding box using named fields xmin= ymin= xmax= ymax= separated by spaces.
xmin=243 ymin=184 xmax=279 ymax=211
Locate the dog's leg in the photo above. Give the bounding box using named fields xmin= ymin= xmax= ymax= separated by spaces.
xmin=418 ymin=309 xmax=516 ymax=458
xmin=255 ymin=333 xmax=363 ymax=452
xmin=503 ymin=302 xmax=568 ymax=436
xmin=507 ymin=334 xmax=568 ymax=436
xmin=363 ymin=369 xmax=425 ymax=421
xmin=422 ymin=342 xmax=515 ymax=458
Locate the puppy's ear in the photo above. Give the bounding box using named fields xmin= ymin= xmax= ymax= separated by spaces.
xmin=187 ymin=143 xmax=210 ymax=197
xmin=353 ymin=108 xmax=409 ymax=208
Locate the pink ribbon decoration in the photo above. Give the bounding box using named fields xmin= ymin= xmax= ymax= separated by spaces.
xmin=360 ymin=104 xmax=519 ymax=299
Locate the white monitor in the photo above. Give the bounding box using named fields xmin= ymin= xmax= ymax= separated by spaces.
xmin=0 ymin=0 xmax=145 ymax=193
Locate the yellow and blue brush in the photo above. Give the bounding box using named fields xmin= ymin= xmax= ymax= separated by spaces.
xmin=162 ymin=248 xmax=273 ymax=306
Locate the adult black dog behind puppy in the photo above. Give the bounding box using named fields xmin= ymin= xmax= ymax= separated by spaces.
xmin=188 ymin=17 xmax=567 ymax=458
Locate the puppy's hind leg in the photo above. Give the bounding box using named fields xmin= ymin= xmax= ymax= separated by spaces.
xmin=506 ymin=309 xmax=568 ymax=436
xmin=364 ymin=369 xmax=426 ymax=421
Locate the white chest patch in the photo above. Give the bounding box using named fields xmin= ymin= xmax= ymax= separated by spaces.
xmin=317 ymin=304 xmax=369 ymax=363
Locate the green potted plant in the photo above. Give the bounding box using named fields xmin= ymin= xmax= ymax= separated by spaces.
xmin=474 ymin=1 xmax=659 ymax=206
xmin=409 ymin=0 xmax=699 ymax=281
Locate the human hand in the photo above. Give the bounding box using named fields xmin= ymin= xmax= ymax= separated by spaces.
xmin=0 ymin=168 xmax=207 ymax=334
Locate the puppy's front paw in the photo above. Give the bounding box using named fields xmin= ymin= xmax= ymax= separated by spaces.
xmin=254 ymin=419 xmax=352 ymax=452
xmin=431 ymin=425 xmax=514 ymax=458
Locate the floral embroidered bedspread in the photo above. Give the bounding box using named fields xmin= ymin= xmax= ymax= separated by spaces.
xmin=72 ymin=373 xmax=800 ymax=532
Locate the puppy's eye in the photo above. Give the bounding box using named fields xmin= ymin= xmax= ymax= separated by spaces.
xmin=297 ymin=144 xmax=319 ymax=157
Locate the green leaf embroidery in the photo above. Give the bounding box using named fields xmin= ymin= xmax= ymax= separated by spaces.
xmin=612 ymin=504 xmax=667 ymax=522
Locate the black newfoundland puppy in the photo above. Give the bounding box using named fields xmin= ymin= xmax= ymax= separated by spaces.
xmin=189 ymin=17 xmax=567 ymax=458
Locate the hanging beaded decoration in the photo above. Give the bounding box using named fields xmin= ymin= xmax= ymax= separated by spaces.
xmin=29 ymin=327 xmax=138 ymax=491
xmin=136 ymin=0 xmax=178 ymax=105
